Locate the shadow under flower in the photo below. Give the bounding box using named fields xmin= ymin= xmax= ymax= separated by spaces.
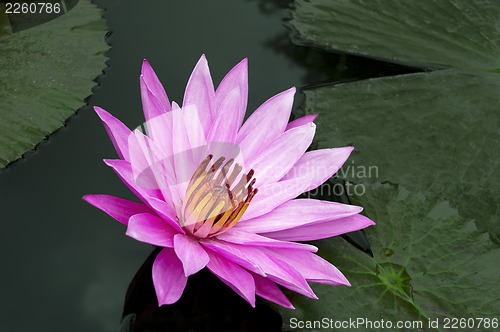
xmin=120 ymin=247 xmax=283 ymax=332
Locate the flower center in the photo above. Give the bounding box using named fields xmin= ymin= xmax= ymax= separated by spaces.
xmin=180 ymin=154 xmax=257 ymax=238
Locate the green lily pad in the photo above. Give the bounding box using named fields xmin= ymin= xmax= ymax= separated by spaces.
xmin=277 ymin=183 xmax=499 ymax=331
xmin=303 ymin=68 xmax=500 ymax=243
xmin=291 ymin=0 xmax=500 ymax=70
xmin=0 ymin=0 xmax=108 ymax=168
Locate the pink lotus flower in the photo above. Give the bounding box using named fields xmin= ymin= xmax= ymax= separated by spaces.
xmin=84 ymin=55 xmax=375 ymax=308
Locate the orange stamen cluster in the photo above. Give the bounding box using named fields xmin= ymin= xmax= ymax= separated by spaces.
xmin=181 ymin=155 xmax=258 ymax=238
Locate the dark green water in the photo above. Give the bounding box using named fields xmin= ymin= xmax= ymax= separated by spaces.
xmin=0 ymin=1 xmax=416 ymax=330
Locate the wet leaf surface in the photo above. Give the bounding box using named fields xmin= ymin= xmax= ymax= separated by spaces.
xmin=0 ymin=0 xmax=109 ymax=168
xmin=291 ymin=0 xmax=500 ymax=69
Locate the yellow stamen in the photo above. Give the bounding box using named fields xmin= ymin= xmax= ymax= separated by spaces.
xmin=181 ymin=154 xmax=257 ymax=238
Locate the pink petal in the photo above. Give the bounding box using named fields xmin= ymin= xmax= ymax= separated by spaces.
xmin=103 ymin=159 xmax=184 ymax=233
xmin=132 ymin=130 xmax=182 ymax=214
xmin=141 ymin=59 xmax=171 ymax=113
xmin=83 ymin=194 xmax=154 ymax=225
xmin=217 ymin=229 xmax=317 ymax=252
xmin=205 ymin=249 xmax=256 ymax=307
xmin=262 ymin=248 xmax=351 ymax=286
xmin=237 ymin=87 xmax=295 ymax=162
xmin=170 ymin=103 xmax=196 ymax=205
xmin=152 ymin=248 xmax=188 ymax=305
xmin=183 ymin=54 xmax=215 ymax=136
xmin=215 ymin=58 xmax=248 ymax=130
xmin=132 ymin=130 xmax=172 ymax=198
xmin=140 ymin=77 xmax=174 ymax=158
xmin=128 ymin=130 xmax=180 ymax=211
xmin=281 ymin=147 xmax=354 ymax=192
xmin=140 ymin=75 xmax=167 ymax=129
xmin=201 ymin=239 xmax=266 ymax=276
xmin=171 ymin=102 xmax=192 ymax=155
xmin=181 ymin=102 xmax=208 ymax=165
xmin=146 ymin=197 xmax=183 ymax=233
xmin=263 ymin=214 xmax=375 ymax=241
xmin=126 ymin=213 xmax=178 ymax=247
xmin=126 ymin=130 xmax=166 ymax=193
xmin=94 ymin=106 xmax=132 ymax=160
xmin=246 ymin=122 xmax=316 ymax=187
xmin=184 ymin=108 xmax=208 ymax=150
xmin=239 ymin=246 xmax=317 ymax=299
xmin=285 ymin=114 xmax=317 ymax=131
xmin=206 ymin=241 xmax=316 ymax=299
xmin=144 ymin=111 xmax=174 ymax=159
xmin=130 ymin=128 xmax=166 ymax=171
xmin=146 ymin=196 xmax=177 ymax=223
xmin=251 ymin=272 xmax=294 ymax=309
xmin=103 ymin=159 xmax=162 ymax=203
xmin=173 ymin=234 xmax=210 ymax=277
xmin=240 ymin=177 xmax=312 ymax=221
xmin=236 ymin=198 xmax=363 ymax=233
xmin=207 ymin=87 xmax=241 ymax=144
